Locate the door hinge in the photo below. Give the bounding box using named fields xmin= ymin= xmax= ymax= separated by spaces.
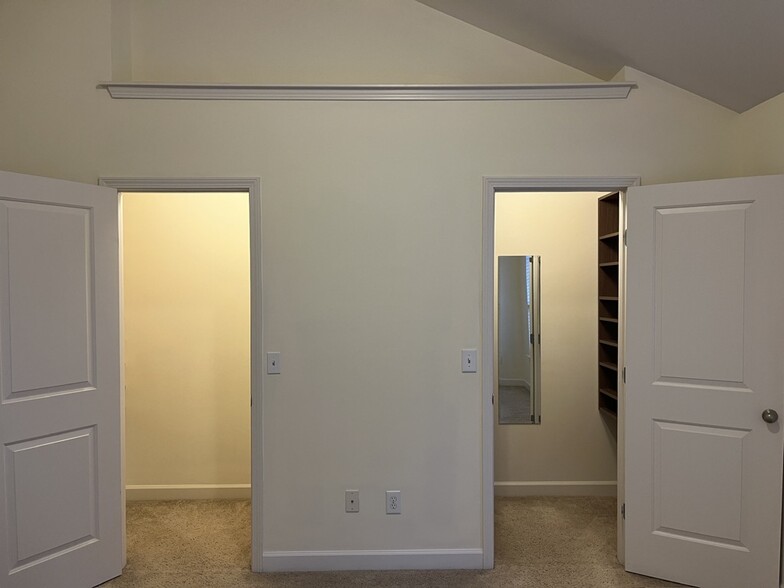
xmin=492 ymin=394 xmax=495 ymax=405
xmin=621 ymin=503 xmax=626 ymax=519
xmin=622 ymin=366 xmax=626 ymax=384
xmin=530 ymin=333 xmax=534 ymax=345
xmin=623 ymin=229 xmax=627 ymax=246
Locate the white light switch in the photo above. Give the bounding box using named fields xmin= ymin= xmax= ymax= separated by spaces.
xmin=461 ymin=349 xmax=477 ymax=373
xmin=267 ymin=352 xmax=281 ymax=374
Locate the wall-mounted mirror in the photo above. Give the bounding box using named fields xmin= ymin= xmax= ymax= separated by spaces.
xmin=498 ymin=255 xmax=541 ymax=424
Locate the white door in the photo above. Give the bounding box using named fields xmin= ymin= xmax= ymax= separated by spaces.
xmin=625 ymin=175 xmax=784 ymax=587
xmin=0 ymin=171 xmax=122 ymax=588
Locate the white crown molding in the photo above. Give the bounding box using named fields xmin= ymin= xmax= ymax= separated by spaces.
xmin=98 ymin=82 xmax=636 ymax=101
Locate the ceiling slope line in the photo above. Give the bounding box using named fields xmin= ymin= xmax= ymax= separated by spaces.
xmin=98 ymin=82 xmax=636 ymax=101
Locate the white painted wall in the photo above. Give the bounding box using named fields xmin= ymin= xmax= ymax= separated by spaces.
xmin=495 ymin=192 xmax=615 ymax=491
xmin=122 ymin=193 xmax=250 ymax=495
xmin=0 ymin=0 xmax=745 ymax=561
xmin=126 ymin=0 xmax=598 ymax=85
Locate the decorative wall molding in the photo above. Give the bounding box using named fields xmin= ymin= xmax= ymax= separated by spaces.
xmin=99 ymin=176 xmax=260 ymax=193
xmin=126 ymin=484 xmax=252 ymax=501
xmin=262 ymin=549 xmax=484 ymax=572
xmin=98 ymin=82 xmax=636 ymax=102
xmin=494 ymin=481 xmax=617 ymax=497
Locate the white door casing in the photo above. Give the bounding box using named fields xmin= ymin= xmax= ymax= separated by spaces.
xmin=0 ymin=171 xmax=122 ymax=588
xmin=625 ymin=175 xmax=784 ymax=587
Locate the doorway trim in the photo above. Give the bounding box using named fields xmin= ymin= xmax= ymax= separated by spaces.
xmin=481 ymin=176 xmax=639 ymax=569
xmin=99 ymin=177 xmax=264 ymax=571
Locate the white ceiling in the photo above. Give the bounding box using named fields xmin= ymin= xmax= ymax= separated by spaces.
xmin=415 ymin=0 xmax=784 ymax=112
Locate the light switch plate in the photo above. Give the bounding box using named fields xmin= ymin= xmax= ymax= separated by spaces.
xmin=266 ymin=352 xmax=281 ymax=374
xmin=461 ymin=349 xmax=477 ymax=373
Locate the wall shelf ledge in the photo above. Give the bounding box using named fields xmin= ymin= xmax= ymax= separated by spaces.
xmin=97 ymin=81 xmax=637 ymax=101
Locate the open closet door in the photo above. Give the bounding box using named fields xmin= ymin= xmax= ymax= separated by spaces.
xmin=0 ymin=171 xmax=122 ymax=588
xmin=625 ymin=175 xmax=784 ymax=587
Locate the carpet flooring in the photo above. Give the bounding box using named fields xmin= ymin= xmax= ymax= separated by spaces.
xmin=498 ymin=385 xmax=532 ymax=424
xmin=101 ymin=497 xmax=681 ymax=587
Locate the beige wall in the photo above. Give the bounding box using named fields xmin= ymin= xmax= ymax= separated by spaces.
xmin=495 ymin=193 xmax=616 ymax=488
xmin=126 ymin=0 xmax=597 ymax=85
xmin=0 ymin=0 xmax=752 ymax=556
xmin=122 ymin=193 xmax=250 ymax=489
xmin=736 ymin=92 xmax=784 ymax=176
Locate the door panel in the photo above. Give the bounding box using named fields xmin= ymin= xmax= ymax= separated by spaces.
xmin=3 ymin=202 xmax=94 ymax=397
xmin=0 ymin=170 xmax=121 ymax=588
xmin=625 ymin=175 xmax=784 ymax=588
xmin=9 ymin=427 xmax=97 ymax=562
xmin=656 ymin=204 xmax=747 ymax=382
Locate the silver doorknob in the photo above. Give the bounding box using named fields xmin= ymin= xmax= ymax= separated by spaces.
xmin=762 ymin=409 xmax=779 ymax=424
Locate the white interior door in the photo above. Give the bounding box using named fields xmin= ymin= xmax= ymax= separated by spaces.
xmin=0 ymin=171 xmax=122 ymax=588
xmin=625 ymin=175 xmax=784 ymax=587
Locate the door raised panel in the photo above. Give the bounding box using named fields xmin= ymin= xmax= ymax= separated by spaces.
xmin=653 ymin=421 xmax=747 ymax=546
xmin=0 ymin=202 xmax=94 ymax=401
xmin=655 ymin=203 xmax=749 ymax=385
xmin=5 ymin=428 xmax=97 ymax=568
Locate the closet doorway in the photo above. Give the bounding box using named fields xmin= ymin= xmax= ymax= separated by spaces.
xmin=481 ymin=177 xmax=638 ymax=569
xmin=101 ymin=177 xmax=264 ymax=571
xmin=121 ymin=191 xmax=250 ymax=502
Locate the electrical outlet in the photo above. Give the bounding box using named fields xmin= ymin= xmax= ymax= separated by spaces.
xmin=345 ymin=490 xmax=359 ymax=513
xmin=386 ymin=490 xmax=401 ymax=514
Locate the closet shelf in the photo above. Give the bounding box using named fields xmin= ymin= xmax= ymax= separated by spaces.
xmin=599 ymin=388 xmax=618 ymax=400
xmin=599 ymin=406 xmax=618 ymax=420
xmin=598 ymin=191 xmax=620 ymax=425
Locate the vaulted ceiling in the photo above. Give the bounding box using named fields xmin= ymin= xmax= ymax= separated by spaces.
xmin=415 ymin=0 xmax=784 ymax=112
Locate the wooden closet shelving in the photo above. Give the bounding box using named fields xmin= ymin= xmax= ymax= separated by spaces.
xmin=598 ymin=193 xmax=620 ymax=421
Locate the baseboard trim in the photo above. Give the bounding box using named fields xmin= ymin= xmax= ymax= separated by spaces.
xmin=498 ymin=378 xmax=530 ymax=389
xmin=261 ymin=548 xmax=484 ymax=572
xmin=126 ymin=484 xmax=252 ymax=501
xmin=494 ymin=481 xmax=617 ymax=497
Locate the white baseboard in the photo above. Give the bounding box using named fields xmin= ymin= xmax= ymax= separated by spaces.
xmin=126 ymin=484 xmax=252 ymax=501
xmin=262 ymin=549 xmax=484 ymax=572
xmin=498 ymin=378 xmax=530 ymax=389
xmin=494 ymin=481 xmax=617 ymax=497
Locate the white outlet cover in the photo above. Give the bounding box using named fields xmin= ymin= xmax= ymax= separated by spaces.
xmin=386 ymin=490 xmax=401 ymax=514
xmin=266 ymin=351 xmax=281 ymax=374
xmin=345 ymin=490 xmax=359 ymax=513
xmin=461 ymin=349 xmax=477 ymax=373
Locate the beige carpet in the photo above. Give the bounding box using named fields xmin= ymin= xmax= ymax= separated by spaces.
xmin=102 ymin=497 xmax=681 ymax=587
